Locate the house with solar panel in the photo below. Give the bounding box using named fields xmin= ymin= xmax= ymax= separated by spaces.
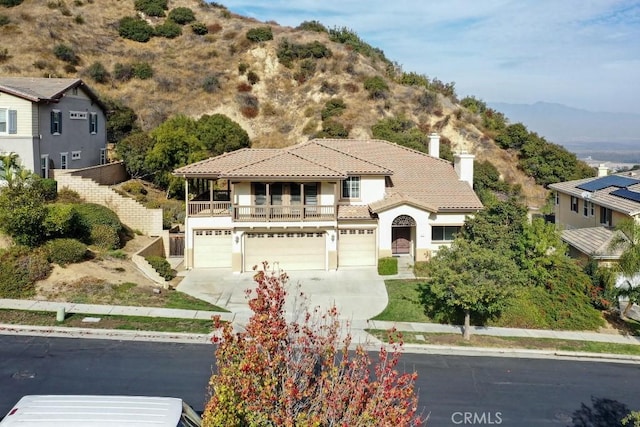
xmin=548 ymin=165 xmax=640 ymax=265
xmin=173 ymin=135 xmax=483 ymax=272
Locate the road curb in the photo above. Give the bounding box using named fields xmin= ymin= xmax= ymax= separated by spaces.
xmin=3 ymin=323 xmax=640 ymax=363
xmin=0 ymin=323 xmax=214 ymax=344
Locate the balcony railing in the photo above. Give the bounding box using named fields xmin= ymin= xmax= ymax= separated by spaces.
xmin=188 ymin=202 xmax=335 ymax=221
xmin=188 ymin=201 xmax=233 ymax=216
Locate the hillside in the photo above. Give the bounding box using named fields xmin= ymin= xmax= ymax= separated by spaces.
xmin=0 ymin=0 xmax=549 ymax=207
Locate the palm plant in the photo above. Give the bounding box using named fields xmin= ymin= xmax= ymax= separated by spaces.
xmin=609 ymin=219 xmax=640 ymax=317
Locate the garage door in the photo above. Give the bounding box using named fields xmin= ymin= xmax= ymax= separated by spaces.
xmin=244 ymin=232 xmax=325 ymax=271
xmin=193 ymin=229 xmax=232 ymax=268
xmin=338 ymin=229 xmax=376 ymax=267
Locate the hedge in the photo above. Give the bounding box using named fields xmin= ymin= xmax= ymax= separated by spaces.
xmin=0 ymin=246 xmax=51 ymax=298
xmin=44 ymin=238 xmax=87 ymax=266
xmin=146 ymin=255 xmax=176 ymax=281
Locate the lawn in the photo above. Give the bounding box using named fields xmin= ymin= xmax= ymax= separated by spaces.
xmin=371 ymin=279 xmax=432 ymax=322
xmin=0 ymin=309 xmax=215 ymax=334
xmin=368 ymin=329 xmax=640 ymax=356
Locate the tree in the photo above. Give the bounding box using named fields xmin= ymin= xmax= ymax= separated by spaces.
xmin=371 ymin=116 xmax=427 ymax=153
xmin=204 ymin=265 xmax=423 ymax=426
xmin=114 ymin=131 xmax=154 ymax=178
xmin=421 ymin=239 xmax=523 ymax=340
xmin=196 ymin=114 xmax=251 ymax=155
xmin=610 ymin=218 xmax=640 ymax=317
xmin=0 ymin=177 xmax=47 ymax=247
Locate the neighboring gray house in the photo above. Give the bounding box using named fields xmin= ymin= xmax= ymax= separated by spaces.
xmin=0 ymin=77 xmax=107 ymax=177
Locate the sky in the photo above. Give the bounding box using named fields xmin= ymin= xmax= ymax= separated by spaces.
xmin=224 ymin=1 xmax=640 ymax=115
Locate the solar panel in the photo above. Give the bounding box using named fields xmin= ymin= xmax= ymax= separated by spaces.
xmin=611 ymin=188 xmax=640 ymax=203
xmin=577 ymin=175 xmax=640 ymax=192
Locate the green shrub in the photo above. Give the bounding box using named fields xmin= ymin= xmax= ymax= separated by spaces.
xmin=73 ymin=203 xmax=122 ymax=245
xmin=155 ymin=20 xmax=182 ymax=38
xmin=0 ymin=15 xmax=10 ymax=25
xmin=246 ymin=26 xmax=273 ymax=42
xmin=120 ymin=180 xmax=147 ymax=195
xmin=378 ymin=257 xmax=398 ymax=275
xmin=191 ymin=21 xmax=207 ymax=35
xmin=0 ymin=0 xmax=23 ymax=6
xmin=132 ymin=61 xmax=153 ymax=79
xmin=119 ymin=16 xmax=154 ymax=42
xmin=53 ymin=44 xmax=78 ymax=65
xmin=74 ymin=14 xmax=84 ymax=24
xmin=276 ymin=39 xmax=332 ymax=68
xmin=315 ymin=120 xmax=348 ymax=138
xmin=56 ymin=187 xmax=83 ymax=203
xmin=134 ymin=0 xmax=167 ymax=16
xmin=90 ymin=223 xmax=121 ymax=250
xmin=44 ymin=238 xmax=87 ymax=266
xmin=321 ymin=98 xmax=346 ymax=120
xmin=33 ymin=178 xmax=57 ymax=201
xmin=363 ymin=76 xmax=389 ymax=99
xmin=296 ymin=20 xmax=326 ymax=32
xmin=113 ymin=62 xmax=133 ymax=81
xmin=87 ymin=61 xmax=109 ymax=83
xmin=238 ymin=62 xmax=249 ymax=74
xmin=146 ymin=255 xmax=176 ymax=281
xmin=202 ymin=74 xmax=220 ymax=93
xmin=43 ymin=203 xmax=79 ymax=239
xmin=168 ymin=6 xmax=195 ymax=24
xmin=0 ymin=246 xmax=50 ymax=298
xmin=246 ymin=70 xmax=259 ymax=85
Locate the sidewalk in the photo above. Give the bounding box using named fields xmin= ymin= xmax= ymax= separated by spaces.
xmin=2 ymin=298 xmax=640 ymax=348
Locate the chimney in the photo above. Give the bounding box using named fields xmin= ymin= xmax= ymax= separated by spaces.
xmin=454 ymin=152 xmax=475 ymax=188
xmin=597 ymin=164 xmax=608 ymax=177
xmin=428 ymin=132 xmax=440 ymax=158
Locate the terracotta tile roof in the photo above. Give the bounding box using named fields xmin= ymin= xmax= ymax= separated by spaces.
xmin=174 ymin=149 xmax=276 ymax=177
xmin=337 ymin=205 xmax=373 ymax=220
xmin=174 ymin=138 xmax=482 ymax=212
xmin=288 ymin=141 xmax=392 ymax=175
xmin=561 ymin=227 xmax=627 ymax=259
xmin=221 ymin=151 xmax=344 ymax=179
xmin=315 ymin=139 xmax=482 ymax=211
xmin=549 ymin=174 xmax=640 ymax=216
xmin=0 ymin=77 xmax=105 ymax=110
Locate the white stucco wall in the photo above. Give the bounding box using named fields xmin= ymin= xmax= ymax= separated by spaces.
xmin=378 ymin=205 xmax=430 ymax=253
xmin=358 ymin=176 xmax=386 ymax=204
xmin=319 ymin=181 xmax=335 ymax=205
xmin=0 ymin=94 xmax=38 ymax=170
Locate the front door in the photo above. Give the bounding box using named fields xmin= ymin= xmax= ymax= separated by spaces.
xmin=392 ymin=227 xmax=411 ymax=254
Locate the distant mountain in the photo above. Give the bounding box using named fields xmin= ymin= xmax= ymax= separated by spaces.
xmin=488 ymin=101 xmax=640 ymax=145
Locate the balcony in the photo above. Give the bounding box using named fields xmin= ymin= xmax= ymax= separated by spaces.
xmin=188 ymin=202 xmax=335 ymax=221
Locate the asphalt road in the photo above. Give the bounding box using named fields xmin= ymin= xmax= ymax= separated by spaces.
xmin=1 ymin=335 xmax=640 ymax=426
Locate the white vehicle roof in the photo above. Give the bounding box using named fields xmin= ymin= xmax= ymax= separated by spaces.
xmin=0 ymin=395 xmax=186 ymax=427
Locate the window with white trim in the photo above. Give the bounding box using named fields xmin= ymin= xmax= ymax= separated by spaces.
xmin=432 ymin=226 xmax=461 ymax=242
xmin=69 ymin=111 xmax=87 ymax=120
xmin=342 ymin=176 xmax=360 ymax=199
xmin=89 ymin=112 xmax=98 ymax=134
xmin=51 ymin=110 xmax=62 ymax=134
xmin=0 ymin=108 xmax=17 ymax=134
xmin=60 ymin=152 xmax=68 ymax=169
xmin=40 ymin=155 xmax=48 ymax=178
xmin=600 ymin=206 xmax=612 ymax=227
xmin=570 ymin=196 xmax=579 ymax=213
xmin=71 ymin=151 xmax=81 ymax=160
xmin=583 ymin=200 xmax=595 ymax=217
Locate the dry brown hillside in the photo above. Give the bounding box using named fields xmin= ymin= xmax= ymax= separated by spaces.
xmin=0 ymin=0 xmax=547 ymax=207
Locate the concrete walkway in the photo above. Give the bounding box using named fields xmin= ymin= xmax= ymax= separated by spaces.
xmin=2 ymin=298 xmax=640 ymax=348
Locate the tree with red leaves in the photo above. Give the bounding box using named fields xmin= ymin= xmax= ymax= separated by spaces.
xmin=203 ymin=264 xmax=424 ymax=426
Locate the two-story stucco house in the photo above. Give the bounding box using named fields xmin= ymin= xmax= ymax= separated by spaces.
xmin=174 ymin=135 xmax=483 ymax=272
xmin=0 ymin=77 xmax=107 ymax=177
xmin=549 ymin=166 xmax=640 ymax=265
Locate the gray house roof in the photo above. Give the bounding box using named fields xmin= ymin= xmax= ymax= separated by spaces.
xmin=561 ymin=226 xmax=628 ymax=259
xmin=0 ymin=77 xmax=106 ymax=111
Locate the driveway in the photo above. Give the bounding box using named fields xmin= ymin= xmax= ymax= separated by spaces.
xmin=176 ymin=267 xmax=388 ymax=321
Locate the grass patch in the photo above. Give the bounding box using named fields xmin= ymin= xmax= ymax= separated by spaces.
xmin=371 ymin=279 xmax=432 ymax=322
xmin=0 ymin=309 xmax=215 ymax=334
xmin=377 ymin=257 xmax=398 ymax=275
xmin=40 ymin=279 xmax=228 ymax=312
xmin=368 ymin=329 xmax=640 ymax=356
